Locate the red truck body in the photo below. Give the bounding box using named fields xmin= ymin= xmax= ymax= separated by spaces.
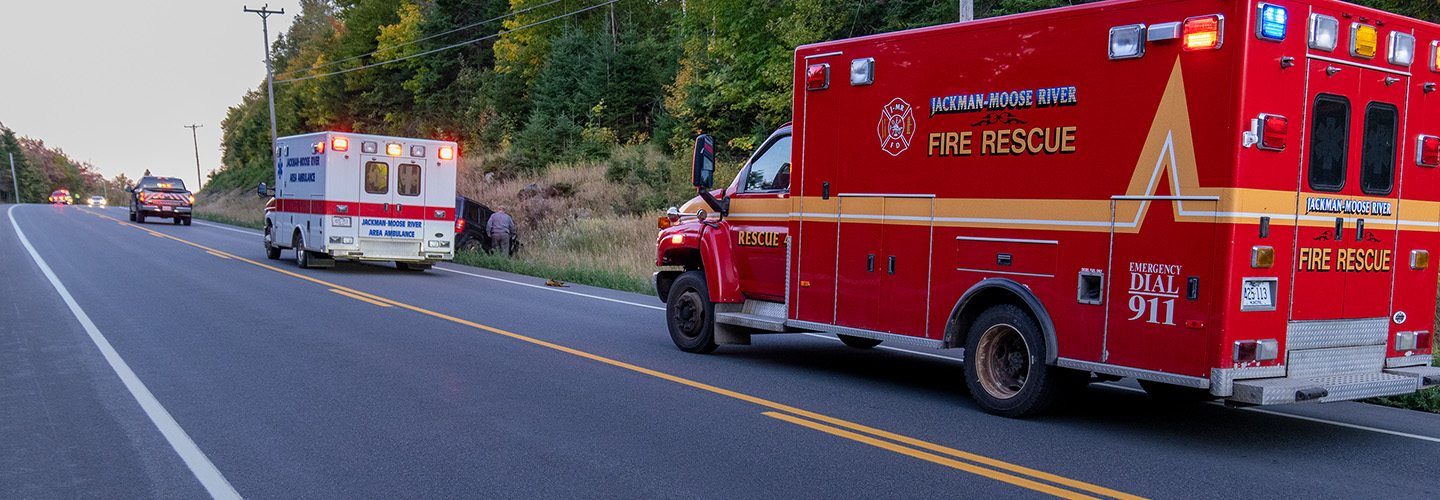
xmin=657 ymin=0 xmax=1440 ymax=416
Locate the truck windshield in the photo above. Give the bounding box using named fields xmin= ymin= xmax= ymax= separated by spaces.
xmin=139 ymin=178 xmax=187 ymax=190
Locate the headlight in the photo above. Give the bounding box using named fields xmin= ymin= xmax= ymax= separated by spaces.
xmin=328 ymin=236 xmax=355 ymax=244
xmin=426 ymin=240 xmax=451 ymax=248
xmin=331 ymin=216 xmax=352 ymax=227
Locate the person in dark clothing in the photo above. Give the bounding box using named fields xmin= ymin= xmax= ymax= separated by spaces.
xmin=486 ymin=205 xmax=515 ymax=256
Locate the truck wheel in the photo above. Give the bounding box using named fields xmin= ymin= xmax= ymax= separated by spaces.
xmin=295 ymin=234 xmax=310 ymax=269
xmin=963 ymin=304 xmax=1068 ymax=418
xmin=264 ymin=225 xmax=281 ymax=260
xmin=666 ymin=270 xmax=717 ymax=353
xmin=129 ymin=209 xmax=136 ymax=221
xmin=838 ymin=334 xmax=882 ymax=349
xmin=396 ymin=262 xmax=430 ymax=272
xmin=1137 ymin=379 xmax=1216 ymax=403
xmin=135 ymin=212 xmax=145 ymax=224
xmin=182 ymin=217 xmax=191 ymax=226
xmin=459 ymin=238 xmax=482 ymax=252
xmin=172 ymin=217 xmax=182 ymax=225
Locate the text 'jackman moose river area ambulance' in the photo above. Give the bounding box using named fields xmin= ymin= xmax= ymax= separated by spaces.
xmin=260 ymin=132 xmax=458 ymax=271
xmin=655 ymin=0 xmax=1440 ymax=417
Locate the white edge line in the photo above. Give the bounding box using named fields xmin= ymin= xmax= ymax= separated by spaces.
xmin=8 ymin=205 xmax=242 ymax=499
xmin=1095 ymin=382 xmax=1440 ymax=444
xmin=433 ymin=255 xmax=1440 ymax=445
xmin=192 ymin=220 xmax=262 ymax=235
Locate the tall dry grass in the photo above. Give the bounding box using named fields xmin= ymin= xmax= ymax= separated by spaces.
xmin=194 ymin=189 xmax=269 ymax=229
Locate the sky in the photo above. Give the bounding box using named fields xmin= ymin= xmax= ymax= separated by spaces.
xmin=0 ymin=1 xmax=302 ymax=191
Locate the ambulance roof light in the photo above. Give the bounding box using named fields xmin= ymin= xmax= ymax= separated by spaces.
xmin=1389 ymin=32 xmax=1415 ymax=66
xmin=805 ymin=63 xmax=829 ymax=91
xmin=332 ymin=137 xmax=348 ymax=152
xmin=386 ymin=143 xmax=402 ymax=156
xmin=312 ymin=141 xmax=325 ymax=154
xmin=1431 ymin=41 xmax=1440 ymax=72
xmin=1309 ymin=14 xmax=1339 ymax=51
xmin=410 ymin=145 xmax=426 ymax=158
xmin=361 ymin=141 xmax=378 ymax=154
xmin=438 ymin=146 xmax=454 ymax=160
xmin=1182 ymin=15 xmax=1224 ymax=51
xmin=1256 ymin=3 xmax=1286 ymax=42
xmin=850 ymin=58 xmax=874 ymax=86
xmin=1108 ymin=24 xmax=1146 ymax=60
xmin=1351 ymin=23 xmax=1378 ymax=59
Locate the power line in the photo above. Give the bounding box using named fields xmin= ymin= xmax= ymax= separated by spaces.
xmin=275 ymin=0 xmax=564 ymax=78
xmin=276 ymin=0 xmax=620 ymax=84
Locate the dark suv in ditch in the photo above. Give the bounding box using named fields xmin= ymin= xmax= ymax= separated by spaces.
xmin=128 ymin=176 xmax=193 ymax=225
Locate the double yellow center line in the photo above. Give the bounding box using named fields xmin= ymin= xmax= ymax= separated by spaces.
xmin=85 ymin=209 xmax=1146 ymax=500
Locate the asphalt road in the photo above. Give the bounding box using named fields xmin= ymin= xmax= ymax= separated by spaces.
xmin=3 ymin=202 xmax=1438 ymax=499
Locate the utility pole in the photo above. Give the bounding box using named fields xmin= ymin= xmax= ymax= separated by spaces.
xmin=9 ymin=153 xmax=18 ymax=204
xmin=244 ymin=5 xmax=285 ymax=157
xmin=185 ymin=124 xmax=203 ymax=190
xmin=960 ymin=0 xmax=973 ymax=22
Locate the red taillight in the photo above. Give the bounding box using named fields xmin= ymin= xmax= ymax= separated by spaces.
xmin=332 ymin=137 xmax=349 ymax=152
xmin=455 ymin=218 xmax=465 ymax=232
xmin=438 ymin=146 xmax=454 ymax=160
xmin=1182 ymin=15 xmax=1224 ymax=51
xmin=1417 ymin=135 xmax=1440 ymax=167
xmin=806 ymin=63 xmax=830 ymax=91
xmin=1234 ymin=340 xmax=1258 ymax=363
xmin=1260 ymin=114 xmax=1287 ymax=151
xmin=1419 ymin=331 xmax=1434 ymax=351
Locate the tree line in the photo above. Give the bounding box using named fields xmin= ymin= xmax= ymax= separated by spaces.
xmin=0 ymin=122 xmax=128 ymax=204
xmin=207 ymin=0 xmax=1440 ymax=201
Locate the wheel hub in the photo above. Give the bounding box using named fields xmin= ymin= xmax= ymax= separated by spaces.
xmin=672 ymin=291 xmax=704 ymax=337
xmin=975 ymin=323 xmax=1029 ymax=400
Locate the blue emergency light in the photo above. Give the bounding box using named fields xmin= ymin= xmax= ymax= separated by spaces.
xmin=1257 ymin=3 xmax=1287 ymax=41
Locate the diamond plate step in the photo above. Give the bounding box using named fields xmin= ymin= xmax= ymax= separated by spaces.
xmin=1231 ymin=372 xmax=1418 ymax=405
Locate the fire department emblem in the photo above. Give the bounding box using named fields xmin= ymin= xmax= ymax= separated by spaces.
xmin=878 ymin=97 xmax=916 ymax=156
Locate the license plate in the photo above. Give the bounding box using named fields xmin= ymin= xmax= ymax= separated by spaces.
xmin=162 ymin=206 xmax=172 ymax=211
xmin=1241 ymin=279 xmax=1275 ymax=310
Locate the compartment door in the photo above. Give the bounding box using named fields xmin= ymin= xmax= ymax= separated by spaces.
xmin=834 ymin=195 xmax=882 ymax=330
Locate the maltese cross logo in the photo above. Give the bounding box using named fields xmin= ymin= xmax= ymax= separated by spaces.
xmin=877 ymin=97 xmax=916 ymax=156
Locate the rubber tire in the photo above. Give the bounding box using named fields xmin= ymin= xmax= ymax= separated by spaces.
xmin=666 ymin=270 xmax=718 ymax=354
xmin=459 ymin=237 xmax=483 ymax=252
xmin=129 ymin=209 xmax=136 ymax=221
xmin=1138 ymin=379 xmax=1217 ymax=404
xmin=264 ymin=225 xmax=282 ymax=260
xmin=397 ymin=262 xmax=430 ymax=272
xmin=135 ymin=211 xmax=145 ymax=224
xmin=295 ymin=234 xmax=310 ymax=269
xmin=182 ymin=217 xmax=191 ymax=226
xmin=838 ymin=334 xmax=882 ymax=349
xmin=173 ymin=217 xmax=182 ymax=225
xmin=963 ymin=304 xmax=1069 ymax=418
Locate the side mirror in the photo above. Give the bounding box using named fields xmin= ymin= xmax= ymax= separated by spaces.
xmin=124 ymin=186 xmax=134 ymax=193
xmin=691 ymin=134 xmax=715 ymax=189
xmin=257 ymin=182 xmax=269 ymax=197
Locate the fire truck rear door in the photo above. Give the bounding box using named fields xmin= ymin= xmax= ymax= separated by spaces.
xmin=1341 ymin=68 xmax=1404 ymax=319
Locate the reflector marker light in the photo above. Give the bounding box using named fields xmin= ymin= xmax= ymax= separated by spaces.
xmin=1351 ymin=23 xmax=1378 ymax=58
xmin=1251 ymin=246 xmax=1275 ymax=268
xmin=1109 ymin=24 xmax=1146 ymax=60
xmin=1389 ymin=31 xmax=1415 ymax=66
xmin=1259 ymin=114 xmax=1287 ymax=151
xmin=1309 ymin=14 xmax=1340 ymax=51
xmin=1256 ymin=3 xmax=1287 ymax=42
xmin=1182 ymin=15 xmax=1224 ymax=51
xmin=806 ymin=63 xmax=830 ymax=91
xmin=1417 ymin=135 xmax=1440 ymax=167
xmin=438 ymin=146 xmax=454 ymax=160
xmin=1411 ymin=249 xmax=1429 ymax=270
xmin=386 ymin=143 xmax=402 ymax=156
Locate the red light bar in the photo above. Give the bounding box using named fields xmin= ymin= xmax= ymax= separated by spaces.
xmin=806 ymin=63 xmax=830 ymax=91
xmin=439 ymin=146 xmax=454 ymax=160
xmin=332 ymin=137 xmax=349 ymax=152
xmin=1183 ymin=15 xmax=1224 ymax=51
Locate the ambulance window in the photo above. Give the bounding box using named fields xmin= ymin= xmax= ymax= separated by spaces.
xmin=365 ymin=161 xmax=389 ymax=194
xmin=398 ymin=163 xmax=422 ymax=197
xmin=740 ymin=135 xmax=793 ymax=193
xmin=1307 ymin=94 xmax=1350 ymax=193
xmin=1359 ymin=102 xmax=1397 ymax=196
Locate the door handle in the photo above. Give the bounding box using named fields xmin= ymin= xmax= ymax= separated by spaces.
xmin=1334 ymin=217 xmax=1343 ymax=241
xmin=1355 ymin=219 xmax=1365 ymax=241
xmin=866 ymin=254 xmax=875 ymax=273
xmin=383 ymin=203 xmax=390 ymax=212
xmin=887 ymin=256 xmax=896 ymax=275
xmin=396 ymin=204 xmax=403 ymax=212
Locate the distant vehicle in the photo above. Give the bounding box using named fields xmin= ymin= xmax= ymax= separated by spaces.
xmin=455 ymin=196 xmax=518 ymax=255
xmin=49 ymin=189 xmax=72 ymax=205
xmin=127 ymin=176 xmax=192 ymax=225
xmin=87 ymin=196 xmax=106 ymax=208
xmin=259 ymin=131 xmax=458 ymax=271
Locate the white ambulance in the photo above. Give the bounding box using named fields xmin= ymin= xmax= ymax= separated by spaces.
xmin=259 ymin=131 xmax=458 ymax=271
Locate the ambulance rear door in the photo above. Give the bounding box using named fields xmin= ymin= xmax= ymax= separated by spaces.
xmin=358 ymin=140 xmax=398 ymax=241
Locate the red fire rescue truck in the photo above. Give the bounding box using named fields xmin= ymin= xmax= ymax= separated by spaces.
xmin=259 ymin=132 xmax=458 ymax=271
xmin=655 ymin=0 xmax=1440 ymax=417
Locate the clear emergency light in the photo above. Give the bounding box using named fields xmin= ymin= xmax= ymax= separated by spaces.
xmin=410 ymin=145 xmax=426 ymax=158
xmin=1417 ymin=135 xmax=1440 ymax=167
xmin=1256 ymin=3 xmax=1286 ymax=42
xmin=386 ymin=143 xmax=402 ymax=156
xmin=1389 ymin=32 xmax=1415 ymax=66
xmin=1308 ymin=14 xmax=1339 ymax=51
xmin=1108 ymin=24 xmax=1146 ymax=60
xmin=1182 ymin=15 xmax=1223 ymax=51
xmin=361 ymin=141 xmax=378 ymax=154
xmin=1351 ymin=23 xmax=1378 ymax=58
xmin=332 ymin=137 xmax=349 ymax=152
xmin=439 ymin=146 xmax=454 ymax=160
xmin=850 ymin=58 xmax=874 ymax=86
